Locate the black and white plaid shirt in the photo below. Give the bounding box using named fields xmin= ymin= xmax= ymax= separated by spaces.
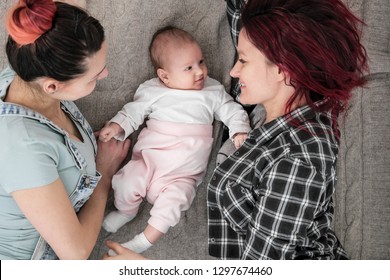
xmin=207 ymin=102 xmax=348 ymax=259
xmin=226 ymin=0 xmax=245 ymax=99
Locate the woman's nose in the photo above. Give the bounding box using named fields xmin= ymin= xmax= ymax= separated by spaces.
xmin=230 ymin=62 xmax=239 ymax=78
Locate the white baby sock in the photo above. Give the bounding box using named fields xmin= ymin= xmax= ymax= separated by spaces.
xmin=108 ymin=232 xmax=153 ymax=256
xmin=103 ymin=211 xmax=135 ymax=233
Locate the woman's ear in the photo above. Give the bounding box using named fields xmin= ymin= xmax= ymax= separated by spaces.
xmin=276 ymin=66 xmax=290 ymax=83
xmin=40 ymin=78 xmax=63 ymax=95
xmin=157 ymin=68 xmax=169 ymax=86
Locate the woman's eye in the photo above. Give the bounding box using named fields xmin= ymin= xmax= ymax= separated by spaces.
xmin=199 ymin=59 xmax=204 ymax=64
xmin=238 ymin=58 xmax=246 ymax=64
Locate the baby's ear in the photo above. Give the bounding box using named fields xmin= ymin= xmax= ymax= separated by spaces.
xmin=157 ymin=68 xmax=169 ymax=86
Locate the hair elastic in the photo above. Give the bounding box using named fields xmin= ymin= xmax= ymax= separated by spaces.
xmin=6 ymin=0 xmax=56 ymax=46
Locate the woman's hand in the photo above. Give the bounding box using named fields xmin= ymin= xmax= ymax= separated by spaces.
xmin=101 ymin=240 xmax=148 ymax=260
xmin=95 ymin=134 xmax=131 ymax=183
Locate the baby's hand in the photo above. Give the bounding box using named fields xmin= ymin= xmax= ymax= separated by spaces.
xmin=232 ymin=132 xmax=248 ymax=149
xmin=99 ymin=122 xmax=123 ymax=142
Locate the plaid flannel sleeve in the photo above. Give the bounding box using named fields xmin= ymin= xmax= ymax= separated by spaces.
xmin=226 ymin=0 xmax=245 ymax=99
xmin=226 ymin=0 xmax=243 ymax=48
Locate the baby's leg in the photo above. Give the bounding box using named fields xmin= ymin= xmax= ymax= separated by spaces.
xmin=108 ymin=224 xmax=163 ymax=256
xmin=148 ymin=178 xmax=197 ymax=234
xmin=107 ymin=179 xmax=197 ymax=255
xmin=103 ymin=211 xmax=135 ymax=233
xmin=103 ymin=157 xmax=150 ymax=233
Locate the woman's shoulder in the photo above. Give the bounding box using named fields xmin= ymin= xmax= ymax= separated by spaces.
xmin=0 ymin=115 xmax=62 ymax=147
xmin=255 ymin=114 xmax=338 ymax=172
xmin=286 ymin=115 xmax=339 ymax=173
xmin=0 ymin=116 xmax=61 ymax=193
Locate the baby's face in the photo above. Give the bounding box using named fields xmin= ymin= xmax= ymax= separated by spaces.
xmin=162 ymin=41 xmax=208 ymax=90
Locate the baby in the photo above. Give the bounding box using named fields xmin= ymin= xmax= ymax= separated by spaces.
xmin=99 ymin=26 xmax=251 ymax=255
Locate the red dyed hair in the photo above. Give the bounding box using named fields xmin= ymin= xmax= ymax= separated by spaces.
xmin=241 ymin=0 xmax=368 ymax=118
xmin=6 ymin=1 xmax=104 ymax=82
xmin=6 ymin=0 xmax=56 ymax=45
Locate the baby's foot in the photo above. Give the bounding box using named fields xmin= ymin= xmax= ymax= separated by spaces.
xmin=108 ymin=232 xmax=152 ymax=256
xmin=103 ymin=211 xmax=134 ymax=233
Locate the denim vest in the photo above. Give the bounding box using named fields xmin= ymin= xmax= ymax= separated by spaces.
xmin=0 ymin=75 xmax=101 ymax=259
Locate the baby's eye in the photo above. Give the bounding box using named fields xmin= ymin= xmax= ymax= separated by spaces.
xmin=184 ymin=66 xmax=192 ymax=71
xmin=199 ymin=59 xmax=204 ymax=64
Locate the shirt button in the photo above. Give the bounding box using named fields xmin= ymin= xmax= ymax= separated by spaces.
xmin=212 ymin=176 xmax=216 ymax=180
xmin=85 ymin=177 xmax=90 ymax=187
xmin=209 ymin=207 xmax=215 ymax=211
xmin=210 ymin=238 xmax=215 ymax=243
xmin=235 ymin=151 xmax=239 ymax=156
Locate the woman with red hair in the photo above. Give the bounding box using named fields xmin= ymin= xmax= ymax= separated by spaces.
xmin=207 ymin=0 xmax=368 ymax=259
xmin=100 ymin=0 xmax=369 ymax=261
xmin=0 ymin=0 xmax=129 ymax=259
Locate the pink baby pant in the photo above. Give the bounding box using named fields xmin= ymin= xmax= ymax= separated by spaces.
xmin=112 ymin=119 xmax=213 ymax=234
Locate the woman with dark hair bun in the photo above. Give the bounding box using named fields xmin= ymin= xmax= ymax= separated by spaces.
xmin=207 ymin=0 xmax=368 ymax=260
xmin=0 ymin=0 xmax=130 ymax=259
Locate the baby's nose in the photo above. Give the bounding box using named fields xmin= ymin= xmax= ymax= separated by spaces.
xmin=195 ymin=67 xmax=204 ymax=76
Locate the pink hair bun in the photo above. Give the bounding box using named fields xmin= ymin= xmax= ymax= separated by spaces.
xmin=6 ymin=0 xmax=57 ymax=46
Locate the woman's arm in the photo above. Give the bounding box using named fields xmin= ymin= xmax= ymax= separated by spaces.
xmin=12 ymin=137 xmax=130 ymax=259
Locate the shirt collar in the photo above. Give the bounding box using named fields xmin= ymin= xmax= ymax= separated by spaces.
xmin=0 ymin=66 xmax=15 ymax=102
xmin=248 ymin=100 xmax=333 ymax=144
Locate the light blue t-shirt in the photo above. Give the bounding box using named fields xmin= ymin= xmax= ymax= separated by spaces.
xmin=0 ymin=67 xmax=97 ymax=259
